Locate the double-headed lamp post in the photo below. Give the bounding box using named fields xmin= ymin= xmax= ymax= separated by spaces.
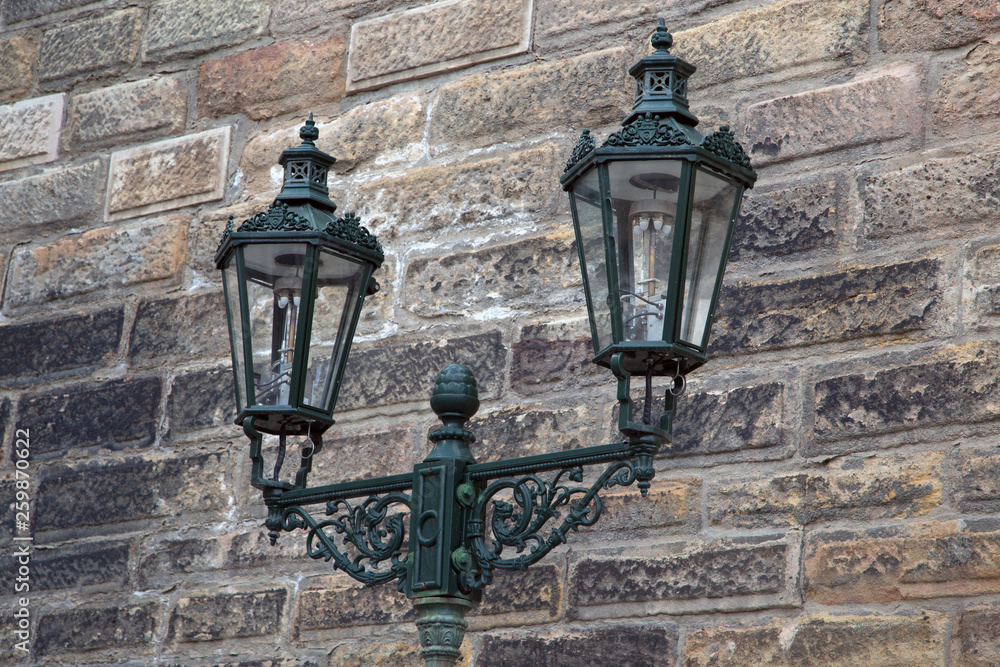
xmin=215 ymin=21 xmax=755 ymax=666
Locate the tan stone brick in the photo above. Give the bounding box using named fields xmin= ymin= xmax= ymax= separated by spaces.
xmin=0 ymin=35 xmax=36 ymax=103
xmin=710 ymin=453 xmax=943 ymax=528
xmin=467 ymin=405 xmax=606 ymax=462
xmin=347 ymin=0 xmax=531 ymax=91
xmin=106 ymin=127 xmax=230 ymax=221
xmin=198 ymin=35 xmax=346 ymax=121
xmin=932 ymin=40 xmax=1000 ymax=139
xmin=805 ymin=520 xmax=1000 ymax=604
xmin=861 ymin=151 xmax=1000 ymax=239
xmin=38 ymin=9 xmax=140 ymax=86
xmin=306 ymin=426 xmax=415 ymax=484
xmin=271 ymin=0 xmax=413 ymax=38
xmin=297 ymin=577 xmax=414 ymax=631
xmin=955 ymin=605 xmax=1000 ymax=667
xmin=5 ymin=215 xmax=188 ymax=312
xmin=597 ymin=478 xmax=702 ymax=532
xmin=535 ymin=0 xmax=705 ymax=43
xmin=345 ymin=143 xmax=564 ymax=241
xmin=674 ymin=0 xmax=868 ymax=88
xmin=880 ymin=0 xmax=1000 ymax=52
xmin=0 ymin=93 xmax=63 ymax=173
xmin=954 ymin=447 xmax=1000 ymax=514
xmin=144 ymin=0 xmax=270 ymax=63
xmin=429 ymin=47 xmax=632 ymax=155
xmin=66 ymin=75 xmax=187 ymax=150
xmin=744 ymin=66 xmax=923 ymax=166
xmin=0 ymin=159 xmax=105 ymax=235
xmin=510 ymin=318 xmax=603 ymax=397
xmin=188 ymin=199 xmax=270 ymax=278
xmin=328 ymin=640 xmax=425 ymax=667
xmin=682 ymin=614 xmax=947 ymax=667
xmin=964 ymin=242 xmax=1000 ymax=328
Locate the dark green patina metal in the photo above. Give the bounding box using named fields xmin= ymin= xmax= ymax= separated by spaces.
xmin=220 ymin=22 xmax=756 ymax=667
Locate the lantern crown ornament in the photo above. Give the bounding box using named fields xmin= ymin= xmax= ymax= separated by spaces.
xmin=561 ymin=19 xmax=756 ymax=380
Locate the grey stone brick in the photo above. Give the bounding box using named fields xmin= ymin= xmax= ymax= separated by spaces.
xmin=479 ymin=624 xmax=679 ymax=667
xmin=731 ymin=178 xmax=839 ymax=260
xmin=66 ymin=75 xmax=187 ymax=149
xmin=38 ymin=10 xmax=140 ymax=86
xmin=168 ymin=367 xmax=235 ymax=436
xmin=36 ymin=603 xmax=158 ymax=655
xmin=129 ymin=292 xmax=229 ymax=365
xmin=168 ymin=589 xmax=286 ymax=641
xmin=0 ymin=158 xmax=105 ymax=236
xmin=144 ymin=0 xmax=269 ymax=62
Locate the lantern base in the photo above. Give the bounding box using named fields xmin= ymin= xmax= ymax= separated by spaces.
xmin=592 ymin=342 xmax=704 ymax=377
xmin=234 ymin=407 xmax=334 ymax=437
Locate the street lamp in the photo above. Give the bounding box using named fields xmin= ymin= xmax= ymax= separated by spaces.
xmin=217 ymin=21 xmax=755 ymax=666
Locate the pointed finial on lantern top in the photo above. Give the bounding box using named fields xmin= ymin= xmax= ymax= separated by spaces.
xmin=651 ymin=18 xmax=673 ymax=52
xmin=299 ymin=112 xmax=319 ymax=145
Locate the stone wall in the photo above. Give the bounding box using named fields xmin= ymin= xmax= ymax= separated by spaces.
xmin=1 ymin=0 xmax=999 ymax=665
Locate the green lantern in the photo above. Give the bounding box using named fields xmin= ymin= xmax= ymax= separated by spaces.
xmin=215 ymin=115 xmax=383 ymax=439
xmin=562 ymin=20 xmax=757 ymax=379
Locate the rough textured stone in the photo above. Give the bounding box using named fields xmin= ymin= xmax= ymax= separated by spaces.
xmin=468 ymin=406 xmax=606 ymax=462
xmin=965 ymin=242 xmax=1000 ymax=326
xmin=2 ymin=0 xmax=101 ymax=24
xmin=199 ymin=35 xmax=346 ymax=121
xmin=711 ymin=453 xmax=942 ymax=528
xmin=328 ymin=641 xmax=423 ymax=667
xmin=144 ymin=0 xmax=270 ymax=62
xmin=475 ymin=566 xmax=563 ymax=619
xmin=188 ymin=199 xmax=267 ymax=277
xmin=731 ymin=179 xmax=839 ymax=261
xmin=404 ymin=231 xmax=581 ymax=318
xmin=36 ymin=603 xmax=159 ymax=655
xmin=932 ymin=40 xmax=1000 ymax=138
xmin=5 ymin=216 xmax=189 ymax=310
xmin=814 ymin=344 xmax=1000 ymax=443
xmin=38 ymin=10 xmax=140 ymax=85
xmin=16 ymin=378 xmax=161 ymax=458
xmin=308 ymin=427 xmax=414 ymax=483
xmin=166 ymin=661 xmax=321 ymax=667
xmin=429 ymin=48 xmax=631 ymax=154
xmin=168 ymin=589 xmax=286 ymax=641
xmin=674 ymin=0 xmax=867 ymax=88
xmin=66 ymin=75 xmax=187 ymax=149
xmin=479 ymin=624 xmax=679 ymax=667
xmin=805 ymin=520 xmax=1000 ymax=603
xmin=129 ymin=292 xmax=229 ymax=365
xmin=225 ymin=529 xmax=308 ymax=569
xmin=168 ymin=367 xmax=235 ymax=437
xmin=745 ymin=66 xmax=922 ymax=166
xmin=0 ymin=93 xmax=62 ymax=172
xmin=348 ymin=0 xmax=531 ymax=91
xmin=339 ymin=331 xmax=506 ymax=410
xmin=672 ymin=383 xmax=785 ymax=459
xmin=511 ymin=319 xmax=603 ymax=396
xmin=106 ymin=127 xmax=230 ymax=221
xmin=0 ymin=158 xmax=105 ymax=235
xmin=346 ymin=143 xmax=564 ymax=241
xmin=956 ymin=605 xmax=1000 ymax=667
xmin=880 ymin=0 xmax=1000 ymax=52
xmin=36 ymin=454 xmax=228 ymax=530
xmin=0 ymin=308 xmax=123 ymax=383
xmin=0 ymin=35 xmax=37 ymax=103
xmin=297 ymin=579 xmax=415 ymax=629
xmin=0 ymin=540 xmax=129 ymax=590
xmin=682 ymin=614 xmax=946 ymax=666
xmin=569 ymin=536 xmax=788 ymax=607
xmin=138 ymin=536 xmax=222 ymax=587
xmin=861 ymin=151 xmax=1000 ymax=239
xmin=713 ymin=258 xmax=940 ymax=356
xmin=596 ymin=479 xmax=702 ymax=533
xmin=955 ymin=447 xmax=1000 ymax=513
xmin=537 ymin=0 xmax=722 ymax=43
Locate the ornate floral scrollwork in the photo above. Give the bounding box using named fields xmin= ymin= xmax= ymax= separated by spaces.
xmin=217 ymin=214 xmax=234 ymax=252
xmin=237 ymin=201 xmax=314 ymax=233
xmin=324 ymin=211 xmax=383 ymax=255
xmin=701 ymin=124 xmax=753 ymax=170
xmin=564 ymin=129 xmax=596 ymax=172
xmin=603 ymin=113 xmax=691 ymax=148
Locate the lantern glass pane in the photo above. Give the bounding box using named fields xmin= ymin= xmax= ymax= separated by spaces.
xmin=243 ymin=242 xmax=309 ymax=407
xmin=607 ymin=159 xmax=683 ymax=342
xmin=222 ymin=257 xmax=245 ymax=412
xmin=302 ymin=249 xmax=367 ymax=412
xmin=570 ymin=167 xmax=612 ymax=350
xmin=680 ymin=169 xmax=739 ymax=348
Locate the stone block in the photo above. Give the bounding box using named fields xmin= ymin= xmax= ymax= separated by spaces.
xmin=536 ymin=0 xmax=719 ymax=44
xmin=346 ymin=143 xmax=564 ymax=241
xmin=36 ymin=453 xmax=228 ymax=530
xmin=861 ymin=151 xmax=1000 ymax=239
xmin=0 ymin=158 xmax=105 ymax=235
xmin=476 ymin=565 xmax=562 ymax=620
xmin=682 ymin=613 xmax=946 ymax=666
xmin=106 ymin=127 xmax=230 ymax=221
xmin=673 ymin=382 xmax=785 ymax=460
xmin=188 ymin=200 xmax=268 ymax=277
xmin=347 ymin=0 xmax=531 ymax=91
xmin=38 ymin=9 xmax=140 ymax=86
xmin=479 ymin=624 xmax=679 ymax=667
xmin=730 ymin=178 xmax=839 ymax=261
xmin=5 ymin=215 xmax=189 ymax=311
xmin=965 ymin=242 xmax=1000 ymax=326
xmin=404 ymin=231 xmax=581 ymax=318
xmin=137 ymin=535 xmax=222 ymax=587
xmin=338 ymin=331 xmax=506 ymax=410
xmin=711 ymin=453 xmax=942 ymax=528
xmin=144 ymin=0 xmax=270 ymax=62
xmin=468 ymin=405 xmax=606 ymax=462
xmin=329 ymin=640 xmax=423 ymax=667
xmin=674 ymin=0 xmax=868 ymax=88
xmin=66 ymin=75 xmax=187 ymax=150
xmin=166 ymin=661 xmax=321 ymax=667
xmin=36 ymin=603 xmax=159 ymax=655
xmin=0 ymin=93 xmax=62 ymax=172
xmin=2 ymin=0 xmax=101 ymax=24
xmin=744 ymin=66 xmax=922 ymax=166
xmin=168 ymin=589 xmax=286 ymax=641
xmin=956 ymin=605 xmax=1000 ymax=667
xmin=0 ymin=540 xmax=129 ymax=590
xmin=0 ymin=308 xmax=123 ymax=383
xmin=0 ymin=35 xmax=36 ymax=103
xmin=813 ymin=344 xmax=1000 ymax=444
xmin=713 ymin=258 xmax=940 ymax=356
xmin=510 ymin=319 xmax=603 ymax=396
xmin=954 ymin=447 xmax=1000 ymax=513
xmin=199 ymin=35 xmax=346 ymax=121
xmin=297 ymin=579 xmax=415 ymax=630
xmin=129 ymin=292 xmax=229 ymax=365
xmin=429 ymin=48 xmax=631 ymax=154
xmin=16 ymin=377 xmax=161 ymax=458
xmin=879 ymin=0 xmax=1000 ymax=52
xmin=307 ymin=426 xmax=415 ymax=484
xmin=225 ymin=529 xmax=308 ymax=569
xmin=932 ymin=40 xmax=1000 ymax=139
xmin=168 ymin=367 xmax=235 ymax=437
xmin=805 ymin=520 xmax=1000 ymax=603
xmin=596 ymin=478 xmax=701 ymax=533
